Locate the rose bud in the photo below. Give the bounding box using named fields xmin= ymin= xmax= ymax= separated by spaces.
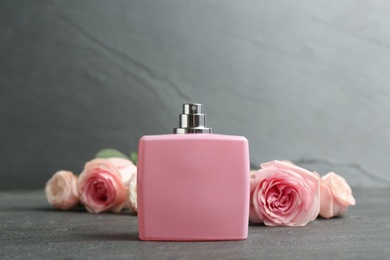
xmin=78 ymin=158 xmax=136 ymax=213
xmin=45 ymin=170 xmax=79 ymax=210
xmin=250 ymin=160 xmax=320 ymax=226
xmin=319 ymin=172 xmax=356 ymax=219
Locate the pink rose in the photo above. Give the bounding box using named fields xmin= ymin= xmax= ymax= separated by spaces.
xmin=78 ymin=157 xmax=137 ymax=213
xmin=319 ymin=172 xmax=356 ymax=219
xmin=45 ymin=170 xmax=79 ymax=210
xmin=250 ymin=160 xmax=320 ymax=226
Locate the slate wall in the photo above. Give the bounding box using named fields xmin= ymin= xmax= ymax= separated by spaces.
xmin=1 ymin=0 xmax=390 ymax=189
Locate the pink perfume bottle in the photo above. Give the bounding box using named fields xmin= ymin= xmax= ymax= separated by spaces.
xmin=137 ymin=103 xmax=249 ymax=241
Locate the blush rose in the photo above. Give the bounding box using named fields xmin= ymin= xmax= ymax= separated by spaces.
xmin=319 ymin=172 xmax=356 ymax=219
xmin=78 ymin=157 xmax=137 ymax=213
xmin=45 ymin=170 xmax=79 ymax=210
xmin=250 ymin=160 xmax=320 ymax=226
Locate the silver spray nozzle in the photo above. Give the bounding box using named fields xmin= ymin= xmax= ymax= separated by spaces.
xmin=173 ymin=103 xmax=212 ymax=134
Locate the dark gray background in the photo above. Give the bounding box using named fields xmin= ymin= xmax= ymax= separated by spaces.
xmin=1 ymin=0 xmax=390 ymax=190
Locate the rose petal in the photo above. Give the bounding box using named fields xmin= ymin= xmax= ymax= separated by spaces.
xmin=319 ymin=182 xmax=333 ymax=219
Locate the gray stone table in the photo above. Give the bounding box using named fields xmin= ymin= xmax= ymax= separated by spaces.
xmin=1 ymin=188 xmax=389 ymax=260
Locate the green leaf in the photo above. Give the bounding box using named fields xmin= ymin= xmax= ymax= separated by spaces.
xmin=96 ymin=148 xmax=129 ymax=159
xmin=130 ymin=151 xmax=138 ymax=165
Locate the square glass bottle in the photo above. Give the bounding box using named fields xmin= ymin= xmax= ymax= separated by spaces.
xmin=137 ymin=103 xmax=249 ymax=241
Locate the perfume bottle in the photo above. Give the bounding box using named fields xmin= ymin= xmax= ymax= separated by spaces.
xmin=137 ymin=103 xmax=249 ymax=241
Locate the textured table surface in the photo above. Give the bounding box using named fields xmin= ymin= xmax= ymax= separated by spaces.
xmin=1 ymin=188 xmax=389 ymax=260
